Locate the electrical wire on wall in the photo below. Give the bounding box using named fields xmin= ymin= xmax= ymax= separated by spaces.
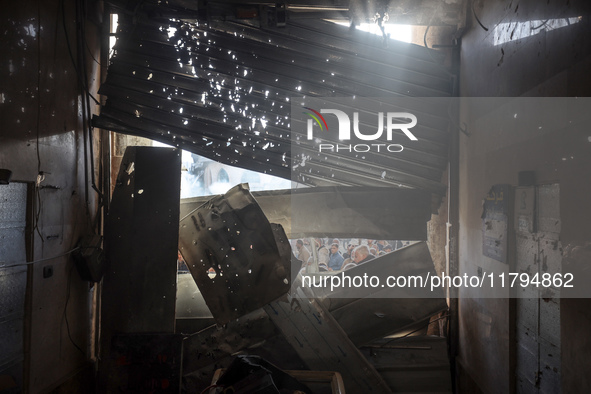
xmin=34 ymin=0 xmax=45 ymax=248
xmin=64 ymin=264 xmax=86 ymax=356
xmin=60 ymin=0 xmax=104 ymax=234
xmin=33 ymin=0 xmax=106 ymax=257
xmin=23 ymin=1 xmax=109 ymax=359
xmin=471 ymin=0 xmax=489 ymax=32
xmin=0 ymin=247 xmax=80 ymax=270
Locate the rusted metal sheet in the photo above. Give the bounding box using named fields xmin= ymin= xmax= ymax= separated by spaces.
xmin=178 ymin=184 xmax=291 ymax=324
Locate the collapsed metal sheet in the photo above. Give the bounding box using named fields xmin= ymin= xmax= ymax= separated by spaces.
xmin=176 ymin=240 xmax=446 ymax=346
xmin=264 ymin=289 xmax=393 ymax=394
xmin=181 ymin=186 xmax=433 ymax=240
xmin=305 ymin=242 xmax=448 ymax=345
xmin=178 ymin=184 xmax=291 ymax=324
xmin=360 ymin=336 xmax=453 ymax=393
xmin=309 ymin=242 xmax=445 ymax=299
xmin=94 ymin=4 xmax=453 ymax=194
xmin=178 ymin=226 xmax=445 ymax=392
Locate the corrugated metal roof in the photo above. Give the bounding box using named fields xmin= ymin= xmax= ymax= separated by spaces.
xmin=93 ymin=2 xmax=455 ymax=194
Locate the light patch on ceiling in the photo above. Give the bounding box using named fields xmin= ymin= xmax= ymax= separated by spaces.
xmin=493 ymin=17 xmax=582 ymax=46
xmin=330 ymin=20 xmax=412 ymax=43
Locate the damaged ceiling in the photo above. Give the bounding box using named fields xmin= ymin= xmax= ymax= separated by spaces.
xmin=94 ymin=0 xmax=461 ymax=194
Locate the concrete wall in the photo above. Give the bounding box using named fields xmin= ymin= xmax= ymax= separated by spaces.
xmin=0 ymin=0 xmax=102 ymax=391
xmin=457 ymin=97 xmax=591 ymax=392
xmin=458 ymin=0 xmax=591 ymax=392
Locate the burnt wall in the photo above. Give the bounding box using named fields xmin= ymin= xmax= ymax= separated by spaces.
xmin=0 ymin=0 xmax=102 ymax=391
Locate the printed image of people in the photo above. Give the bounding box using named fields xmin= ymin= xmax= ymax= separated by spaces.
xmin=290 ymin=238 xmax=418 ymax=275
